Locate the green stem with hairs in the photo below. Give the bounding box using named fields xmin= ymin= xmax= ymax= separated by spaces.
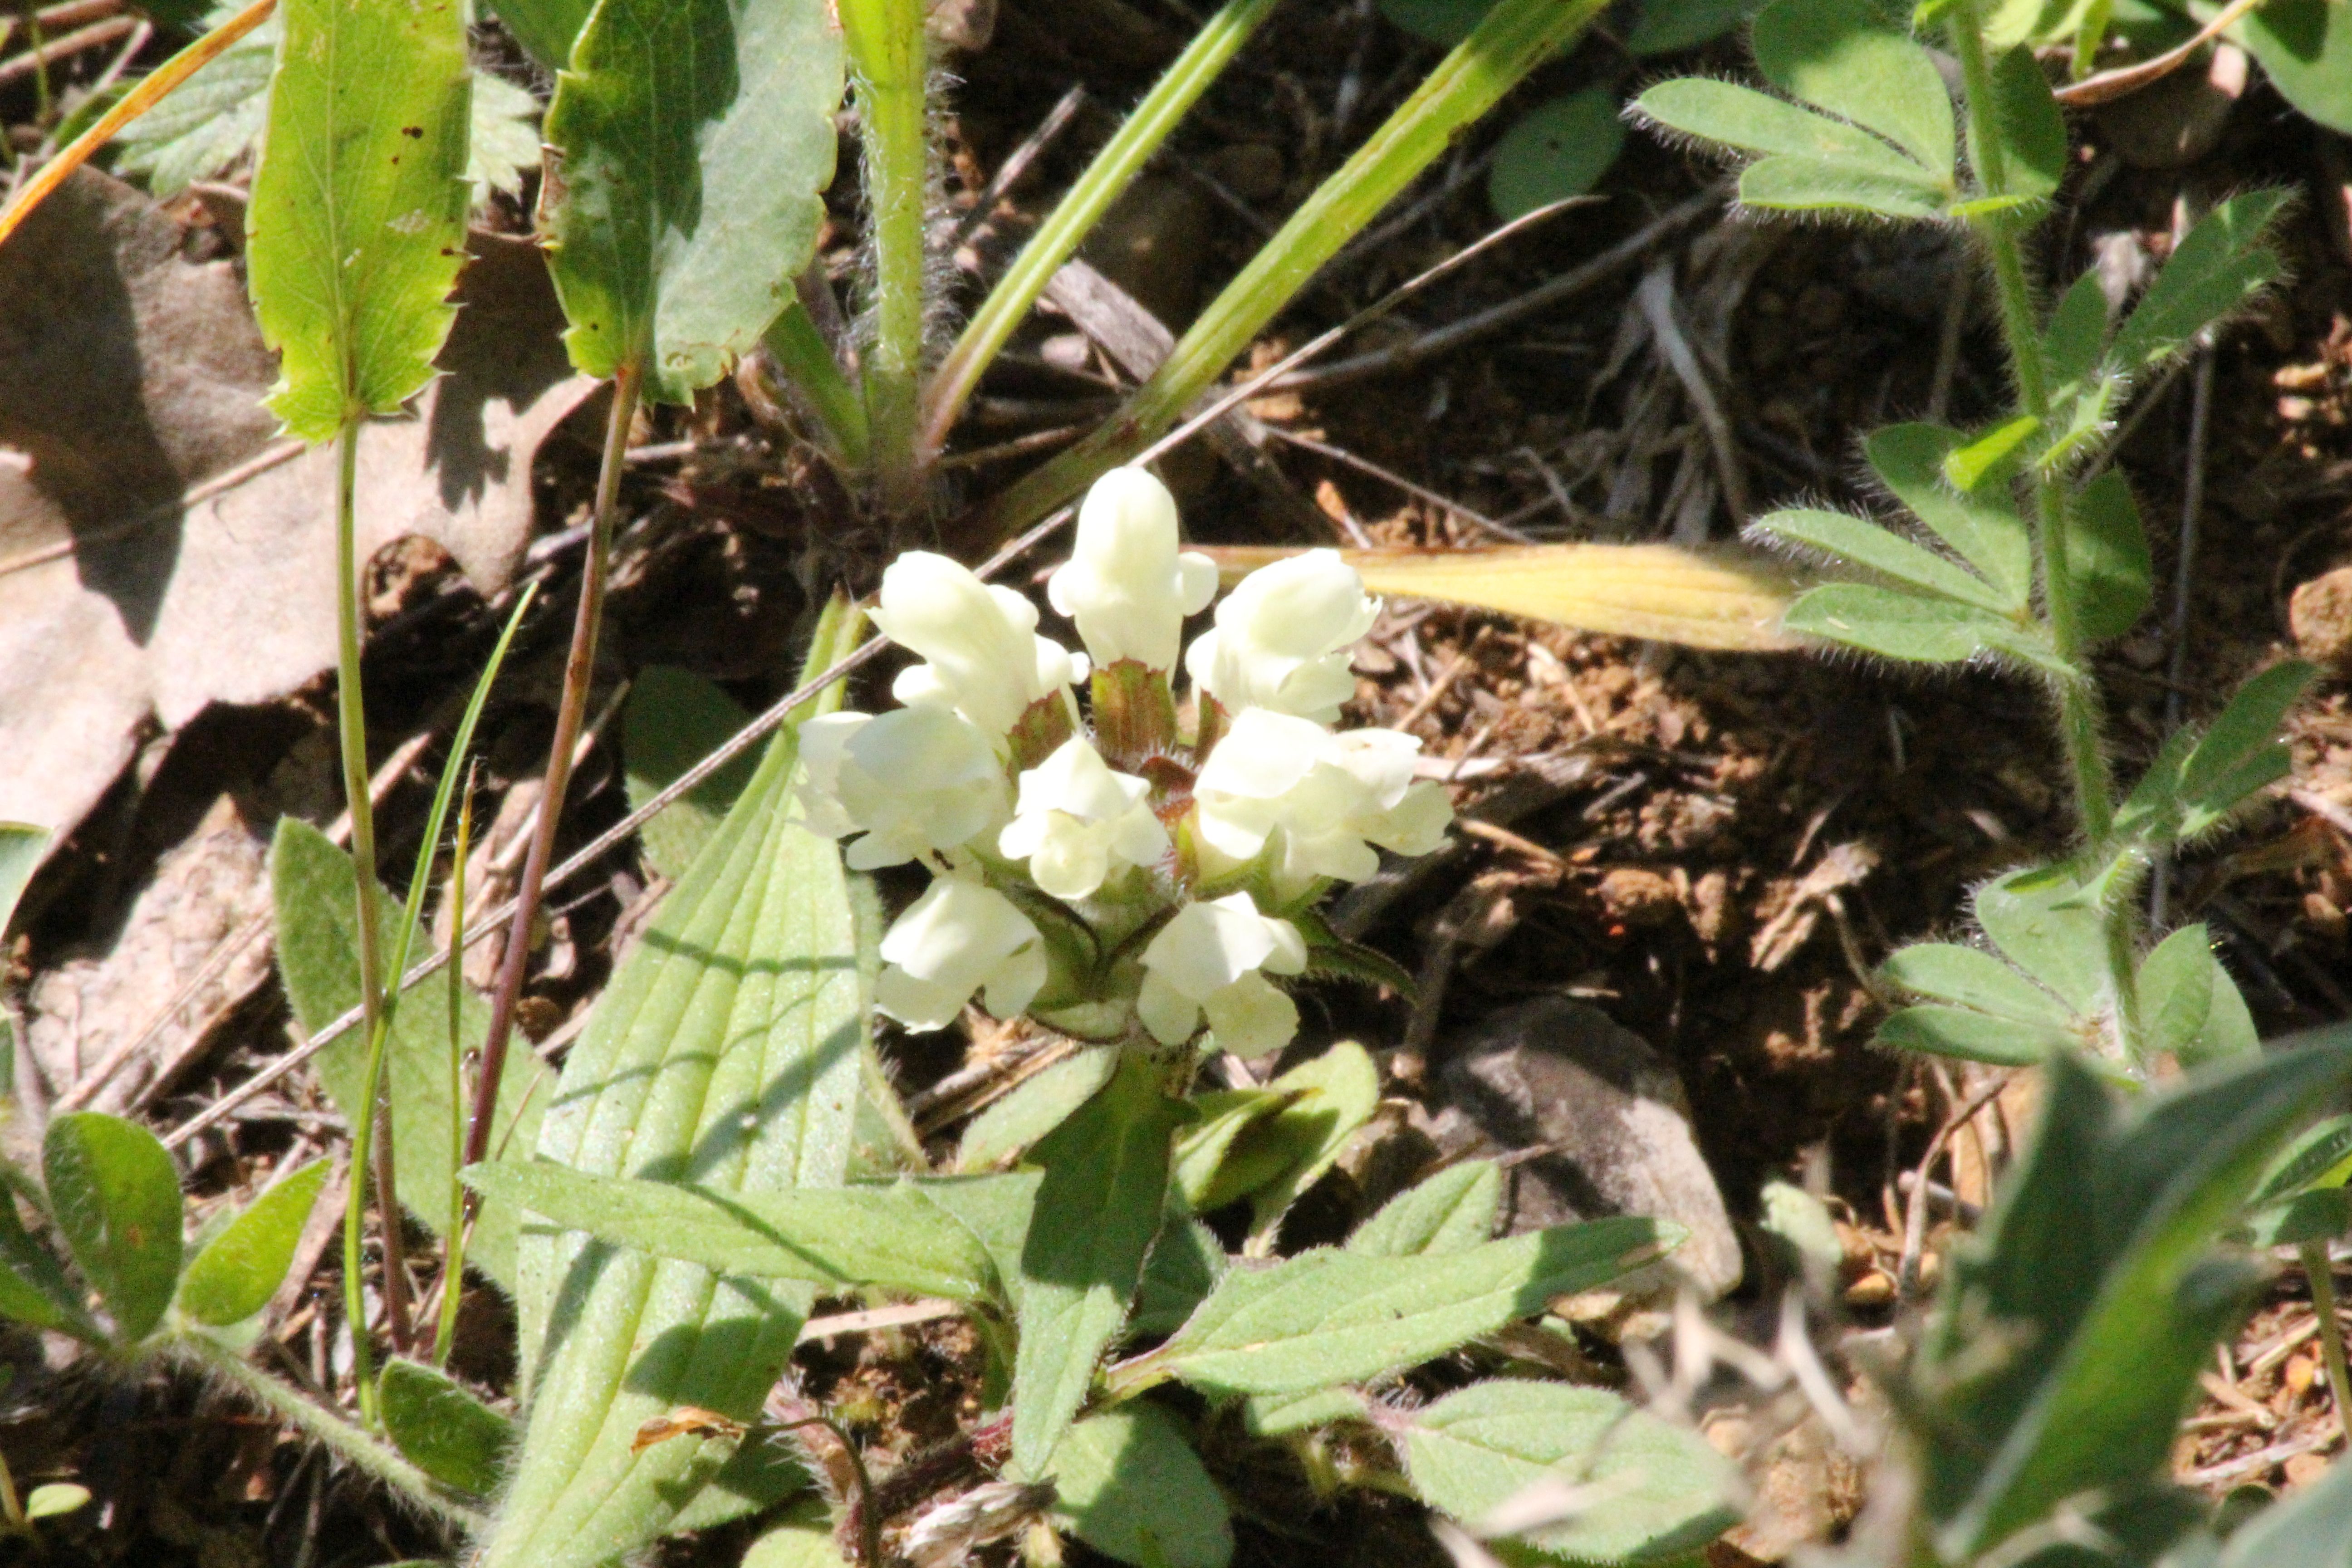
xmin=921 ymin=0 xmax=1287 ymax=453
xmin=839 ymin=0 xmax=930 ymax=518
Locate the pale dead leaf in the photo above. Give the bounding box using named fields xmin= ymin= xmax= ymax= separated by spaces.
xmin=0 ymin=171 xmax=597 ymax=841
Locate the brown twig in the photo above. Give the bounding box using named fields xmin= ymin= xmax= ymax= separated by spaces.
xmin=2052 ymin=0 xmax=2263 ymax=108
xmin=1897 ymin=1070 xmax=2014 ymax=1304
xmin=0 ymin=13 xmax=135 ymax=86
xmin=949 ymin=82 xmax=1086 ymax=254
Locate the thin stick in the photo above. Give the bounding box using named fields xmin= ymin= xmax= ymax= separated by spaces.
xmin=947 ymin=82 xmax=1086 ymax=254
xmin=2304 ymin=1241 xmax=2352 ymax=1449
xmin=461 ymin=365 xmax=642 ymax=1194
xmin=2151 ymin=340 xmax=2214 ymax=928
xmin=2052 ymin=0 xmax=2264 ymax=107
xmin=0 ymin=0 xmax=276 ymax=250
xmin=431 ymin=765 xmax=477 ymax=1369
xmin=0 ymin=14 xmax=136 ymax=86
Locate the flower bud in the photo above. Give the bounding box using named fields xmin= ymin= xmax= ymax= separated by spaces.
xmin=1183 ymin=549 xmax=1377 ymax=724
xmin=997 ymin=738 xmax=1169 ymax=901
xmin=796 ymin=706 xmax=1010 ymax=870
xmin=876 ymin=877 xmax=1048 ymax=1031
xmin=1191 ymin=708 xmax=1453 ymax=897
xmin=1047 ymin=467 xmax=1218 ymax=673
xmin=1136 ymin=892 xmax=1307 ymax=1057
xmin=874 ymin=551 xmax=1084 ymax=739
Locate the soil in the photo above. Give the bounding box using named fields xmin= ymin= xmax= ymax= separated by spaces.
xmin=6 ymin=1 xmax=2352 ymax=1565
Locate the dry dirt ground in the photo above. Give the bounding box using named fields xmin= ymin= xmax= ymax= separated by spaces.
xmin=6 ymin=1 xmax=2352 ymax=1564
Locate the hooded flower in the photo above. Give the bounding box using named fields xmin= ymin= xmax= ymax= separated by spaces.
xmin=1182 ymin=549 xmax=1378 ymax=723
xmin=872 ymin=551 xmax=1084 ymax=738
xmin=997 ymin=738 xmax=1170 ymax=900
xmin=1190 ymin=707 xmax=1454 ymax=896
xmin=1047 ymin=467 xmax=1219 ymax=673
xmin=1137 ymin=892 xmax=1308 ymax=1057
xmin=797 ymin=706 xmax=1011 ymax=870
xmin=876 ymin=877 xmax=1048 ymax=1031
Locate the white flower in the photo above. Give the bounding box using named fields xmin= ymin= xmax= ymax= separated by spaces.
xmin=872 ymin=551 xmax=1084 ymax=738
xmin=997 ymin=738 xmax=1169 ymax=900
xmin=876 ymin=877 xmax=1048 ymax=1031
xmin=1192 ymin=708 xmax=1454 ymax=896
xmin=1137 ymin=892 xmax=1307 ymax=1057
xmin=1046 ymin=467 xmax=1218 ymax=672
xmin=1183 ymin=549 xmax=1378 ymax=723
xmin=797 ymin=707 xmax=1011 ymax=870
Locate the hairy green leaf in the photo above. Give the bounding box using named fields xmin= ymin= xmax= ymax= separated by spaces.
xmin=1877 ymin=1004 xmax=2078 ymax=1065
xmin=1637 ymin=78 xmax=1948 ymax=214
xmin=464 ymin=1163 xmax=1001 ymax=1303
xmin=0 ymin=823 xmax=45 ymax=934
xmin=1171 ymin=1088 xmax=1291 ymax=1214
xmin=245 ymin=0 xmax=472 ymax=441
xmin=1782 ymin=583 xmax=2023 ymax=665
xmin=742 ymin=1499 xmax=853 ymax=1568
xmin=1627 ymin=0 xmax=1763 ymax=54
xmin=44 ymin=1112 xmax=181 ymax=1344
xmin=1239 ymin=1042 xmax=1381 ymax=1241
xmin=380 ymin=1357 xmax=516 ymax=1498
xmin=1137 ymin=1219 xmax=1677 ymax=1397
xmin=1982 ymin=43 xmax=2067 ymax=201
xmin=1348 ymin=1160 xmax=1500 ymax=1258
xmin=1753 ymin=0 xmax=1955 ymax=173
xmin=1864 ymin=424 xmax=2034 ymax=608
xmin=1041 ymin=1405 xmax=1232 ymax=1568
xmin=2063 ymin=472 xmax=2154 ymax=644
xmin=2043 ymin=270 xmax=2112 ymax=391
xmin=481 ymin=721 xmax=862 ymax=1568
xmin=0 ymin=1181 xmax=101 ymax=1343
xmin=2257 ymin=1114 xmax=2352 ymax=1206
xmin=2137 ymin=925 xmax=2222 ymax=1065
xmin=959 ymin=1050 xmax=1121 ymax=1175
xmin=1404 ymin=1380 xmax=1740 ymax=1563
xmin=2109 ymin=190 xmax=2290 ymax=380
xmin=488 ymin=0 xmax=595 ymax=70
xmin=623 ymin=667 xmax=762 ymax=880
xmin=1975 ymin=866 xmax=2115 ymax=1016
xmin=270 ymin=821 xmax=549 ymax=1290
xmin=1943 ymin=414 xmax=2041 ymax=491
xmin=538 ymin=0 xmax=843 ymax=402
xmin=1013 ymin=1053 xmax=1187 ymax=1475
xmin=2231 ymin=0 xmax=2352 ymax=137
xmin=1132 ymin=1212 xmax=1228 ymax=1337
xmin=1879 ymin=944 xmax=2076 ymax=1028
xmin=1755 ymin=508 xmax=2012 ymax=613
xmin=177 ymin=1160 xmax=330 ymax=1327
xmin=2174 ymin=661 xmax=2317 ymax=837
xmin=1486 ymin=89 xmax=1625 ymax=221
xmin=1243 ymin=1386 xmax=1370 ymax=1436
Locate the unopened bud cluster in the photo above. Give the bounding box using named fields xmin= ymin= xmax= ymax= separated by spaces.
xmin=799 ymin=468 xmax=1452 ymax=1058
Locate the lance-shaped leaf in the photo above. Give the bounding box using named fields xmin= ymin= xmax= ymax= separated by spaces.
xmin=1864 ymin=424 xmax=2034 ymax=608
xmin=176 ymin=1159 xmax=331 ymax=1327
xmin=1754 ymin=509 xmax=2014 ymax=614
xmin=1347 ymin=1159 xmax=1499 ymax=1258
xmin=44 ymin=1112 xmax=182 ymax=1344
xmin=464 ymin=1163 xmax=1002 ymax=1304
xmin=478 ymin=722 xmax=862 ymax=1568
xmin=1122 ymin=1217 xmax=1677 ymax=1397
xmin=539 ymin=0 xmax=843 ymax=404
xmin=2108 ymin=190 xmax=2289 ymax=382
xmin=488 ymin=0 xmax=594 ymax=71
xmin=245 ymin=0 xmax=472 ymax=440
xmin=1045 ymin=1405 xmax=1233 ymax=1568
xmin=380 ymin=1357 xmax=516 ymax=1498
xmin=2061 ymin=473 xmax=2153 ymax=646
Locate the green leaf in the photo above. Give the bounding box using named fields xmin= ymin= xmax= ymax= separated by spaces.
xmin=1877 ymin=1004 xmax=2078 ymax=1065
xmin=380 ymin=1357 xmax=516 ymax=1498
xmin=1403 ymin=1381 xmax=1740 ymax=1563
xmin=1012 ymin=1053 xmax=1188 ymax=1476
xmin=2239 ymin=1187 xmax=2352 ymax=1248
xmin=0 ymin=1183 xmax=101 ymax=1343
xmin=2231 ymin=0 xmax=2352 ymax=137
xmin=2109 ymin=191 xmax=2290 ymax=380
xmin=1754 ymin=508 xmax=2012 ymax=613
xmin=1760 ymin=1180 xmax=1844 ymax=1277
xmin=2137 ymin=925 xmax=2223 ymax=1064
xmin=1239 ymin=1042 xmax=1381 ymax=1241
xmin=270 ymin=821 xmax=549 ymax=1290
xmin=1782 ymin=583 xmax=2023 ymax=665
xmin=22 ymin=1483 xmax=90 ymax=1522
xmin=487 ymin=0 xmax=595 ymax=71
xmin=1737 ymin=155 xmax=1952 ymax=218
xmin=538 ymin=0 xmax=843 ymax=403
xmin=1752 ymin=0 xmax=1955 ymax=174
xmin=1864 ymin=424 xmax=2034 ymax=608
xmin=1243 ymin=1387 xmax=1369 ymax=1436
xmin=0 ymin=823 xmax=47 ymax=935
xmin=1982 ymin=44 xmax=2068 ymax=201
xmin=2258 ymin=1113 xmax=2352 ymax=1205
xmin=742 ymin=1499 xmax=852 ymax=1568
xmin=480 ymin=722 xmax=862 ymax=1568
xmin=1917 ymin=1039 xmax=2352 ymax=1559
xmin=910 ymin=1172 xmax=1044 ymax=1305
xmin=1171 ymin=1089 xmax=1291 ymax=1214
xmin=1348 ymin=1161 xmax=1500 ymax=1257
xmin=623 ymin=666 xmax=762 ymax=880
xmin=1975 ymin=866 xmax=2115 ymax=1015
xmin=2176 ymin=662 xmax=2317 ymax=837
xmin=2043 ymin=270 xmax=2113 ymax=390
xmin=44 ymin=1112 xmax=182 ymax=1344
xmin=1132 ymin=1211 xmax=1228 ymax=1337
xmin=245 ymin=0 xmax=473 ymax=441
xmin=1981 ymin=0 xmax=2107 ymax=48
xmin=1879 ymin=944 xmax=2076 ymax=1028
xmin=1486 ymin=89 xmax=1626 ymax=221
xmin=957 ymin=1049 xmax=1121 ymax=1173
xmin=2219 ymin=1446 xmax=2352 ymax=1568
xmin=2063 ymin=472 xmax=2153 ymax=644
xmin=176 ymin=1160 xmax=331 ymax=1327
xmin=463 ymin=1163 xmax=1001 ymax=1303
xmin=1627 ymin=0 xmax=1764 ymax=54
xmin=1040 ymin=1405 xmax=1233 ymax=1568
xmin=1634 ymin=78 xmax=1944 ymax=183
xmin=1135 ymin=1218 xmax=1678 ymax=1397
xmin=1943 ymin=414 xmax=2042 ymax=491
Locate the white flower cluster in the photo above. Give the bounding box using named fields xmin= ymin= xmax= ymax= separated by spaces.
xmin=799 ymin=467 xmax=1453 ymax=1058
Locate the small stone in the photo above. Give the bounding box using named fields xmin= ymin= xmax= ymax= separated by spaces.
xmin=2290 ymin=564 xmax=2352 ymax=668
xmin=1597 ymin=866 xmax=1683 ymax=929
xmin=1438 ymin=997 xmax=1742 ymax=1328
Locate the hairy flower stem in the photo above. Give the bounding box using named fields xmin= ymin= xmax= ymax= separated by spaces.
xmin=332 ymin=418 xmax=410 ymax=1419
xmin=464 ymin=364 xmax=643 ymax=1189
xmin=842 ymin=0 xmax=929 ymax=520
xmin=166 ymin=1332 xmax=481 ymax=1533
xmin=1951 ymin=1 xmax=2141 ymax=1059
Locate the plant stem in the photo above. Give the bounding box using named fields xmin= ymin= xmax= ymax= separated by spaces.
xmin=840 ymin=0 xmax=929 ymax=518
xmin=2304 ymin=1241 xmax=2352 ymax=1447
xmin=332 ymin=417 xmax=409 ymax=1418
xmin=165 ymin=1332 xmax=482 ymax=1533
xmin=762 ymin=299 xmax=871 ymax=470
xmin=463 ymin=364 xmax=642 ymax=1190
xmin=920 ymin=0 xmax=1285 ymax=453
xmin=432 ymin=767 xmax=477 ymax=1369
